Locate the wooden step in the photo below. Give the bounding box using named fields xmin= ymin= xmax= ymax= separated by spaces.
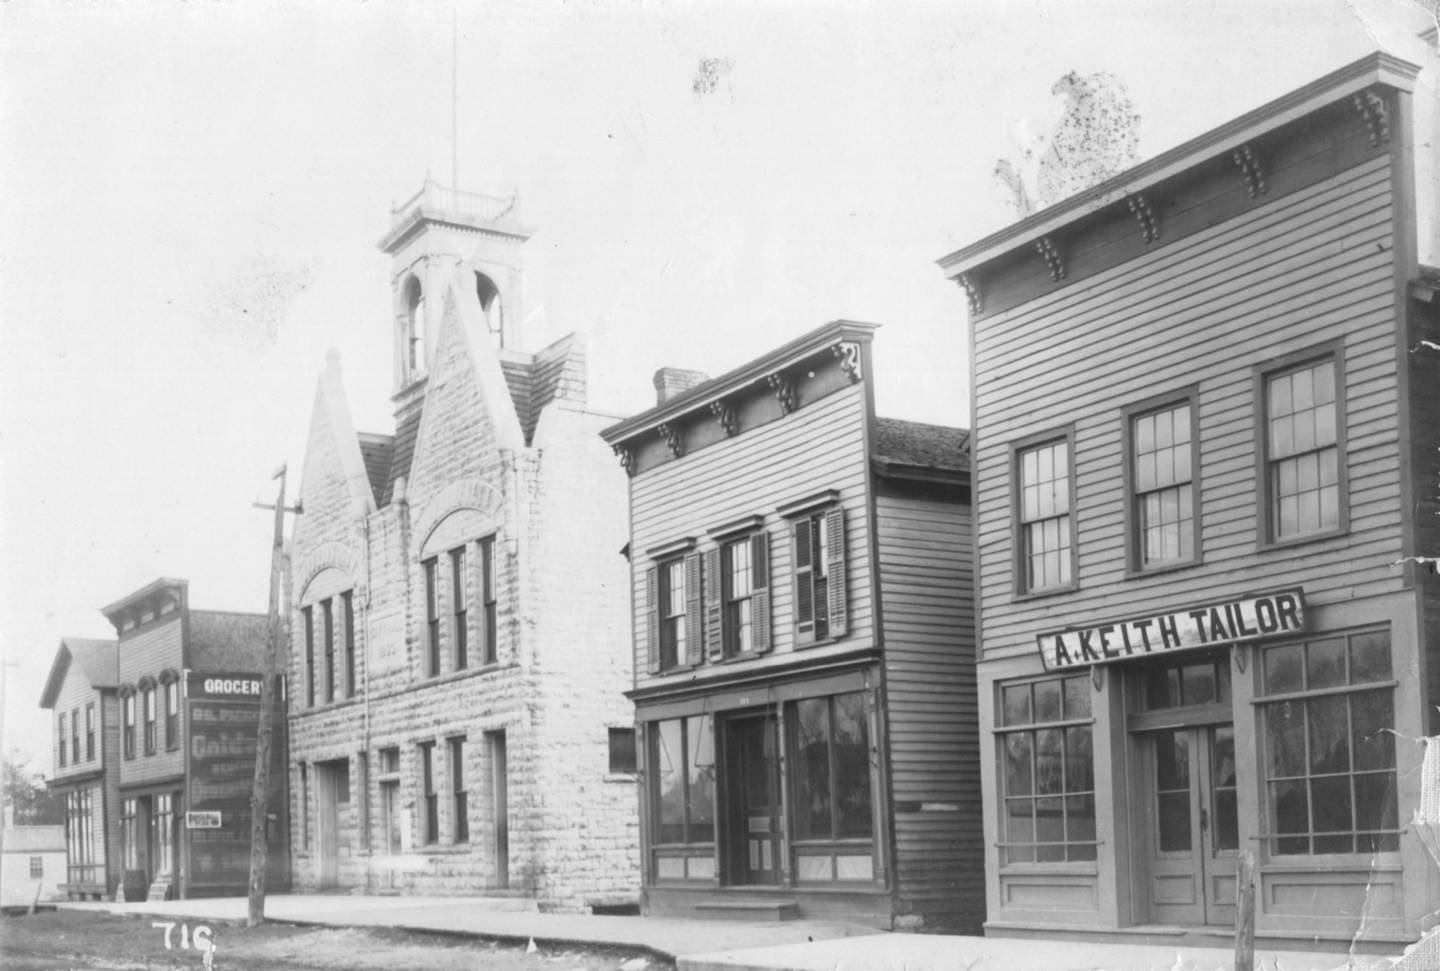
xmin=693 ymin=899 xmax=800 ymax=922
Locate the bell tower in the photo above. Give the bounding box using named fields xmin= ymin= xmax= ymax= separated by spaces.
xmin=376 ymin=174 xmax=533 ymax=406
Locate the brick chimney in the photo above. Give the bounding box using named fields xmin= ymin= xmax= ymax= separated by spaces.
xmin=653 ymin=367 xmax=709 ymax=405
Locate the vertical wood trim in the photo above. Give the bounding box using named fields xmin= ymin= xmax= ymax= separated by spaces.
xmin=644 ymin=566 xmax=660 ymax=675
xmin=752 ymin=531 xmax=772 ymax=653
xmin=826 ymin=507 xmax=848 ymax=638
xmin=685 ymin=550 xmax=705 ymax=667
xmin=703 ymin=548 xmax=722 ymax=661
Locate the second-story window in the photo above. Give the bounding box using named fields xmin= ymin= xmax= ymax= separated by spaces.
xmin=342 ymin=591 xmax=356 ymax=698
xmin=480 ymin=537 xmax=497 ymax=665
xmin=302 ymin=605 xmax=316 ymax=707
xmin=58 ymin=713 xmax=67 ymax=767
xmin=322 ymin=598 xmax=336 ymax=703
xmin=1261 ymin=351 xmax=1343 ymax=542
xmin=143 ymin=687 xmax=156 ymax=755
xmin=793 ymin=508 xmax=847 ymax=644
xmin=1128 ymin=396 xmax=1198 ymax=571
xmin=85 ymin=704 xmax=95 ymax=761
xmin=164 ymin=681 xmax=178 ymax=750
xmin=659 ymin=558 xmax=688 ymax=671
xmin=424 ymin=558 xmax=440 ymax=678
xmin=70 ymin=709 xmax=80 ymax=765
xmin=717 ymin=534 xmax=771 ymax=658
xmin=1016 ymin=436 xmax=1074 ymax=594
xmin=451 ymin=546 xmax=468 ymax=671
xmin=122 ymin=693 xmax=135 ymax=760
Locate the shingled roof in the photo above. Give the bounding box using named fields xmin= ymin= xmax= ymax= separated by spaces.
xmin=188 ymin=610 xmax=267 ymax=673
xmin=39 ymin=637 xmax=117 ymax=709
xmin=872 ymin=417 xmax=971 ymax=476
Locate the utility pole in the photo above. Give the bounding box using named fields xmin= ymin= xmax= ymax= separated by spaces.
xmin=247 ymin=465 xmax=301 ymax=926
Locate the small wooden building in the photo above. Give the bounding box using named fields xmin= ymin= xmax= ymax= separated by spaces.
xmin=39 ymin=637 xmax=121 ymax=900
xmin=602 ymin=321 xmax=982 ymax=931
xmin=938 ymin=53 xmax=1440 ymax=951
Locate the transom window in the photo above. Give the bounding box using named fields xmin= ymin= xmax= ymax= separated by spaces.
xmin=1130 ymin=400 xmax=1196 ymax=568
xmin=1259 ymin=629 xmax=1396 ymax=855
xmin=1017 ymin=438 xmax=1073 ymax=592
xmin=997 ymin=674 xmax=1095 ymax=864
xmin=1264 ymin=355 xmax=1341 ymax=540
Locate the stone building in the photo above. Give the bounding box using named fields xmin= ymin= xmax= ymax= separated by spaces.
xmin=601 ymin=321 xmax=981 ymax=931
xmin=285 ymin=178 xmax=637 ymax=910
xmin=939 ymin=52 xmax=1440 ymax=951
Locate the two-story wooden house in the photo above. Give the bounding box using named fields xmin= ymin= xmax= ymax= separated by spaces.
xmin=284 ymin=179 xmax=636 ymax=910
xmin=39 ymin=637 xmax=120 ymax=899
xmin=104 ymin=578 xmax=288 ymax=900
xmin=601 ymin=321 xmax=981 ymax=931
xmin=938 ymin=53 xmax=1440 ymax=951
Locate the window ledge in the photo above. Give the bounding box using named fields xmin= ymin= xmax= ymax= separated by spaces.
xmin=1011 ymin=583 xmax=1079 ymax=604
xmin=604 ymin=773 xmax=638 ymax=784
xmin=1257 ymin=527 xmax=1348 ymax=553
xmin=1123 ymin=559 xmax=1201 ymax=581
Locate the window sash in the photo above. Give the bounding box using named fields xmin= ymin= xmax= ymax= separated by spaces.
xmin=1017 ymin=438 xmax=1073 ymax=591
xmin=421 ymin=743 xmax=438 ymax=844
xmin=480 ymin=537 xmax=497 ymax=665
xmin=85 ymin=705 xmax=95 ymax=761
xmin=143 ymin=689 xmax=156 ymax=754
xmin=1264 ymin=357 xmax=1341 ymax=540
xmin=342 ymin=591 xmax=356 ymax=697
xmin=423 ymin=558 xmax=440 ymax=677
xmin=322 ymin=598 xmax=335 ymax=703
xmin=303 ymin=605 xmax=316 ymax=706
xmin=996 ymin=674 xmax=1096 ymax=864
xmin=651 ymin=716 xmax=714 ymax=847
xmin=451 ymin=546 xmax=468 ymax=670
xmin=450 ymin=738 xmax=468 ymax=844
xmin=123 ymin=695 xmax=135 ymax=759
xmin=659 ymin=559 xmax=687 ymax=670
xmin=722 ymin=538 xmax=754 ymax=656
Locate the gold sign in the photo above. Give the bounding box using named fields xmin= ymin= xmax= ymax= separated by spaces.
xmin=1036 ymin=588 xmax=1305 ymax=672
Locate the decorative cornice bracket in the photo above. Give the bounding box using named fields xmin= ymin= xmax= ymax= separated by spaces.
xmin=1353 ymin=89 xmax=1389 ymax=147
xmin=1126 ymin=193 xmax=1160 ymax=243
xmin=766 ymin=372 xmax=797 ymax=415
xmin=613 ymin=444 xmax=636 ymax=477
xmin=1232 ymin=144 xmax=1267 ymax=199
xmin=710 ymin=399 xmax=739 ymax=437
xmin=833 ymin=341 xmax=863 ymax=383
xmin=658 ymin=423 xmax=685 ymax=459
xmin=1036 ymin=236 xmax=1066 ymax=282
xmin=957 ymin=273 xmax=982 ymax=315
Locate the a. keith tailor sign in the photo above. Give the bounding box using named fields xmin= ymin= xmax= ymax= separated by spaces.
xmin=1036 ymin=588 xmax=1305 ymax=672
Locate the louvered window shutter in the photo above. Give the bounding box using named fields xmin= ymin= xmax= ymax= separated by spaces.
xmin=704 ymin=547 xmax=723 ymax=661
xmin=645 ymin=566 xmax=660 ymax=674
xmin=794 ymin=517 xmax=814 ymax=640
xmin=825 ymin=507 xmax=848 ymax=638
xmin=684 ymin=551 xmax=705 ymax=667
xmin=752 ymin=531 xmax=772 ymax=653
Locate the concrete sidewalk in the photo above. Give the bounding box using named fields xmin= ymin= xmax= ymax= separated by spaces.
xmin=678 ymin=933 xmax=1405 ymax=971
xmin=56 ymin=896 xmax=1411 ymax=970
xmin=55 ymin=894 xmax=878 ymax=961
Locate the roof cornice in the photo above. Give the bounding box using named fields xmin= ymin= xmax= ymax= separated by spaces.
xmin=100 ymin=577 xmax=188 ymax=619
xmin=937 ymin=52 xmax=1421 ymax=278
xmin=600 ymin=319 xmax=880 ymax=445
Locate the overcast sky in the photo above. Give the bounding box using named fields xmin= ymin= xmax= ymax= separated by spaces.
xmin=1 ymin=0 xmax=1429 ymax=774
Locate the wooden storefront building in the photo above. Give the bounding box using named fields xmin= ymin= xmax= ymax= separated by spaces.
xmin=602 ymin=321 xmax=982 ymax=931
xmin=938 ymin=53 xmax=1440 ymax=950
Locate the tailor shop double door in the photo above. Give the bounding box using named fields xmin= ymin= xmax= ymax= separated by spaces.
xmin=1133 ymin=654 xmax=1239 ymax=927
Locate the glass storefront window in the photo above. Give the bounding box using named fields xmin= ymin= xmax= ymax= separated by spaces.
xmin=652 ymin=715 xmax=714 ymax=846
xmin=1259 ymin=628 xmax=1396 ymax=855
xmin=793 ymin=692 xmax=872 ymax=841
xmin=997 ymin=673 xmax=1095 ymax=864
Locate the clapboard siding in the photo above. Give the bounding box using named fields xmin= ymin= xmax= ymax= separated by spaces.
xmin=52 ymin=672 xmax=106 ymax=783
xmin=630 ymin=383 xmax=874 ymax=690
xmin=972 ymin=157 xmax=1405 ymax=660
xmin=117 ymin=617 xmax=186 ymax=784
xmin=877 ymin=492 xmax=983 ymax=930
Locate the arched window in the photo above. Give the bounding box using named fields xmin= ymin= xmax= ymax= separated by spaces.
xmin=475 ymin=272 xmax=503 ymax=347
xmin=405 ymin=277 xmax=426 ymax=376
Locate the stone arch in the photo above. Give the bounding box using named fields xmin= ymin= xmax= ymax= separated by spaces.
xmin=411 ymin=478 xmax=505 ymax=557
xmin=293 ymin=541 xmax=362 ymax=605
